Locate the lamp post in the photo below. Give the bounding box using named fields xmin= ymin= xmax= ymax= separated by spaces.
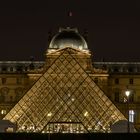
xmin=125 ymin=90 xmax=130 ymax=133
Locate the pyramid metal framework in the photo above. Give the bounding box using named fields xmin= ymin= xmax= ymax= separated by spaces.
xmin=3 ymin=47 xmax=126 ymax=133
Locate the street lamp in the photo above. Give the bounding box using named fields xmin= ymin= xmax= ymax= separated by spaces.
xmin=125 ymin=89 xmax=130 ymax=133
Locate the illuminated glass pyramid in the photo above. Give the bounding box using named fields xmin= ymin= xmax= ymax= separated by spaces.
xmin=3 ymin=47 xmax=126 ymax=133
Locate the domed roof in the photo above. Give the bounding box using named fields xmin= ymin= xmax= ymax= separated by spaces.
xmin=49 ymin=28 xmax=88 ymax=50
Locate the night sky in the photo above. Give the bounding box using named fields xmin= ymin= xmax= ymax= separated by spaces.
xmin=0 ymin=1 xmax=140 ymax=62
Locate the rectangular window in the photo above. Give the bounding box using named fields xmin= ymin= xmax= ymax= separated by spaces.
xmin=129 ymin=78 xmax=133 ymax=85
xmin=10 ymin=67 xmax=14 ymax=72
xmin=2 ymin=78 xmax=6 ymax=84
xmin=94 ymin=78 xmax=98 ymax=84
xmin=129 ymin=93 xmax=134 ymax=102
xmin=114 ymin=67 xmax=119 ymax=72
xmin=17 ymin=78 xmax=22 ymax=85
xmin=114 ymin=92 xmax=119 ymax=102
xmin=115 ymin=78 xmax=119 ymax=84
xmin=2 ymin=67 xmax=7 ymax=72
xmin=129 ymin=110 xmax=135 ymax=123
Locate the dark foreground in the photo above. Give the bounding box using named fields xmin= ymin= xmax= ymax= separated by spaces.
xmin=0 ymin=133 xmax=140 ymax=140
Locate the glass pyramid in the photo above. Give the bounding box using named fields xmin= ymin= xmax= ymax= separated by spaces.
xmin=3 ymin=47 xmax=126 ymax=133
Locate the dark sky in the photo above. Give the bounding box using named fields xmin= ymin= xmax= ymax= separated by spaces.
xmin=0 ymin=1 xmax=140 ymax=61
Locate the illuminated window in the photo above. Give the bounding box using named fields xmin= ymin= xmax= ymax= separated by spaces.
xmin=1 ymin=109 xmax=6 ymax=115
xmin=129 ymin=110 xmax=135 ymax=123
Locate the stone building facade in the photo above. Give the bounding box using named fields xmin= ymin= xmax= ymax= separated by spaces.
xmin=0 ymin=28 xmax=139 ymax=132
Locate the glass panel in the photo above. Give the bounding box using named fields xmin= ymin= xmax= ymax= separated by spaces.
xmin=3 ymin=48 xmax=126 ymax=133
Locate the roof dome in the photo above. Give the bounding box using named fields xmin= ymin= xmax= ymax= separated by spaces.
xmin=48 ymin=27 xmax=88 ymax=51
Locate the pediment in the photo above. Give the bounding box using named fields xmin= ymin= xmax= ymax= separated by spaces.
xmin=47 ymin=47 xmax=90 ymax=56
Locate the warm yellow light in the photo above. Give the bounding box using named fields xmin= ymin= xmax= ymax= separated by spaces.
xmin=1 ymin=110 xmax=6 ymax=115
xmin=71 ymin=98 xmax=75 ymax=101
xmin=84 ymin=111 xmax=88 ymax=117
xmin=47 ymin=112 xmax=52 ymax=117
xmin=125 ymin=90 xmax=130 ymax=97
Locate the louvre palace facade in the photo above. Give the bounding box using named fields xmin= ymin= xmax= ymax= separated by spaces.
xmin=0 ymin=27 xmax=140 ymax=133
